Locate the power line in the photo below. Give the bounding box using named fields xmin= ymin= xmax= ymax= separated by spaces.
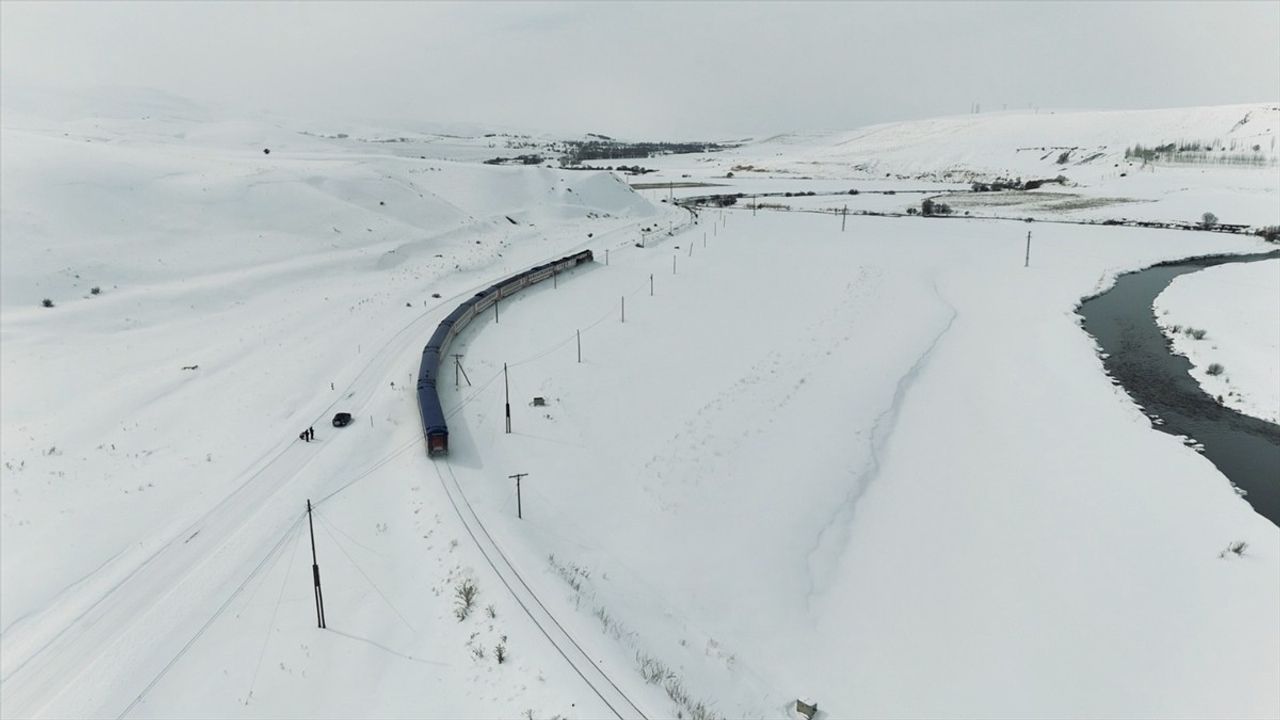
xmin=116 ymin=514 xmax=307 ymax=719
xmin=245 ymin=521 xmax=304 ymax=704
xmin=432 ymin=460 xmax=645 ymax=720
xmin=440 ymin=461 xmax=648 ymax=719
xmin=315 ymin=514 xmax=416 ymax=633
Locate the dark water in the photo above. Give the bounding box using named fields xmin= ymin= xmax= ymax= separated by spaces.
xmin=1078 ymin=251 xmax=1280 ymax=527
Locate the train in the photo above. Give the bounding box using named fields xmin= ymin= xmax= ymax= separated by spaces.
xmin=417 ymin=249 xmax=594 ymax=455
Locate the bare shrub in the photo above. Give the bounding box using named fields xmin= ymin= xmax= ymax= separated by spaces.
xmin=592 ymin=605 xmax=612 ymax=633
xmin=1219 ymin=541 xmax=1248 ymax=558
xmin=664 ymin=676 xmax=690 ymax=707
xmin=637 ymin=652 xmax=670 ymax=684
xmin=689 ymin=702 xmax=717 ymax=720
xmin=454 ymin=578 xmax=478 ymax=620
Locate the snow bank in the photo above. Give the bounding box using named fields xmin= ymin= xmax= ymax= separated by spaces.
xmin=1155 ymin=259 xmax=1280 ymax=424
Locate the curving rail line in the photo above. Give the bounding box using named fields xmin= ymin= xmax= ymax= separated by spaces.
xmin=415 ymin=250 xmax=595 ymax=455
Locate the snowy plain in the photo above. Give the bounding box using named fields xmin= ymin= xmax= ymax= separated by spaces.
xmin=607 ymin=102 xmax=1280 ymax=230
xmin=2 ymin=94 xmax=1278 ymax=719
xmin=1155 ymin=260 xmax=1280 ymax=425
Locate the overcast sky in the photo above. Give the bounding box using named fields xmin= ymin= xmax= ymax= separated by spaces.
xmin=3 ymin=1 xmax=1278 ymax=138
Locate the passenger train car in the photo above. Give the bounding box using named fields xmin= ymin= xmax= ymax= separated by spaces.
xmin=417 ymin=249 xmax=594 ymax=455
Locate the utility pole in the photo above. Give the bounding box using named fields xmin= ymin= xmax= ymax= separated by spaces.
xmin=452 ymin=354 xmax=471 ymax=389
xmin=577 ymin=329 xmax=581 ymax=363
xmin=650 ymin=273 xmax=654 ymax=296
xmin=553 ymin=268 xmax=558 ymax=289
xmin=509 ymin=473 xmax=528 ymax=519
xmin=1024 ymin=231 xmax=1032 ymax=268
xmin=688 ymin=240 xmax=693 ymax=257
xmin=306 ymin=500 xmax=326 ymax=629
xmin=621 ymin=296 xmax=625 ymax=323
xmin=842 ymin=205 xmax=848 ymax=232
xmin=605 ymin=248 xmax=609 ymax=266
xmin=494 ymin=297 xmax=499 ymax=324
xmin=753 ymin=196 xmax=757 ymax=216
xmin=503 ymin=363 xmax=511 ymax=433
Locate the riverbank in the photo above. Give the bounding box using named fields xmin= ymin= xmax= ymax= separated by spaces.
xmin=1078 ymin=251 xmax=1280 ymax=526
xmin=1155 ymin=259 xmax=1280 ymax=425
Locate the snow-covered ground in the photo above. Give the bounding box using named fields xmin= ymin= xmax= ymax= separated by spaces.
xmin=0 ymin=95 xmax=679 ymax=719
xmin=1155 ymin=260 xmax=1280 ymax=425
xmin=601 ymin=103 xmax=1280 ymax=230
xmin=695 ymin=103 xmax=1280 ymax=184
xmin=2 ymin=95 xmax=1278 ymax=719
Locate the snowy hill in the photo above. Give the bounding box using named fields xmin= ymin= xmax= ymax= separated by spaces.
xmin=724 ymin=103 xmax=1280 ymax=182
xmin=615 ymin=103 xmax=1280 ymax=229
xmin=0 ymin=93 xmax=654 ymax=309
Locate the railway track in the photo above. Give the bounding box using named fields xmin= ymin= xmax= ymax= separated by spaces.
xmin=433 ymin=460 xmax=648 ymax=720
xmin=0 ymin=207 xmax=683 ymax=719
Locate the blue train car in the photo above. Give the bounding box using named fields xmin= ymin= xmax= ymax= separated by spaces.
xmin=418 ymin=249 xmax=593 ymax=456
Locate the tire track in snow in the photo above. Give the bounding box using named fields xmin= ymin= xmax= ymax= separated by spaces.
xmin=803 ymin=281 xmax=958 ymax=607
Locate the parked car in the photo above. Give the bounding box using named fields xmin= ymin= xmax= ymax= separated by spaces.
xmin=332 ymin=412 xmax=353 ymax=427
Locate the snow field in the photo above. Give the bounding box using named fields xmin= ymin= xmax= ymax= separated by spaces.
xmin=3 ymin=96 xmax=1279 ymax=720
xmin=1155 ymin=259 xmax=1280 ymax=425
xmin=615 ymin=103 xmax=1280 ymax=230
xmin=731 ymin=104 xmax=1280 ymax=184
xmin=1 ymin=108 xmax=686 ymax=718
xmin=443 ymin=207 xmax=1279 ymax=719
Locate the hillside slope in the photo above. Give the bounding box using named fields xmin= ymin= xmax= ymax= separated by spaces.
xmin=734 ymin=103 xmax=1280 ymax=181
xmin=620 ymin=103 xmax=1280 ymax=229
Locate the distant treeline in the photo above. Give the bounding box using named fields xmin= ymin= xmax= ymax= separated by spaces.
xmin=483 ymin=154 xmax=546 ymax=166
xmin=560 ymin=140 xmax=737 ymax=165
xmin=1125 ymin=138 xmax=1274 ymax=165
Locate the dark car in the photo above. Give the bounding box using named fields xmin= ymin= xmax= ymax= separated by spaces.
xmin=332 ymin=412 xmax=353 ymax=427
